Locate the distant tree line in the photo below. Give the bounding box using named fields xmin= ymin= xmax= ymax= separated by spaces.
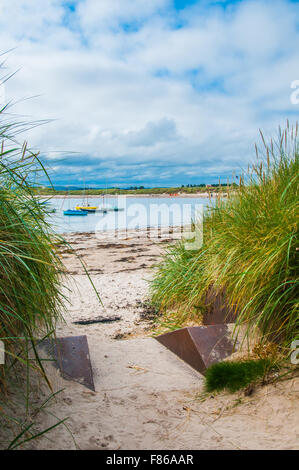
xmin=181 ymin=183 xmax=236 ymax=188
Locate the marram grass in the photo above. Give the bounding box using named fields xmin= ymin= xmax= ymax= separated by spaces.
xmin=0 ymin=148 xmax=65 ymax=380
xmin=151 ymin=123 xmax=299 ymax=351
xmin=0 ymin=107 xmax=68 ymax=447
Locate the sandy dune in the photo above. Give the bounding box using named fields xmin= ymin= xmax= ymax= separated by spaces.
xmin=13 ymin=230 xmax=299 ymax=450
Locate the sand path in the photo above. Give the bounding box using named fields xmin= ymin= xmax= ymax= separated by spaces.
xmin=30 ymin=231 xmax=299 ymax=450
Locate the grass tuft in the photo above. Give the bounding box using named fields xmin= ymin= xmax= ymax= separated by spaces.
xmin=205 ymin=359 xmax=272 ymax=393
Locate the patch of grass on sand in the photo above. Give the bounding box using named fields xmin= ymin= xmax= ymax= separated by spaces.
xmin=205 ymin=359 xmax=272 ymax=393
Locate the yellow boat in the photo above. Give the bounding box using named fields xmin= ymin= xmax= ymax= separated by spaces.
xmin=75 ymin=205 xmax=98 ymax=213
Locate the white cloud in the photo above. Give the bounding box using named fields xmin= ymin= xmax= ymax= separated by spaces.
xmin=0 ymin=0 xmax=298 ymax=185
xmin=123 ymin=118 xmax=178 ymax=147
xmin=77 ymin=0 xmax=170 ymax=30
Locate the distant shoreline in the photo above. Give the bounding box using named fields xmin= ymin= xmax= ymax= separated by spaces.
xmin=40 ymin=192 xmax=225 ymax=199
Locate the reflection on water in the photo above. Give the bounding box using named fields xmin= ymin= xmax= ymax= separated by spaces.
xmin=45 ymin=196 xmax=212 ymax=234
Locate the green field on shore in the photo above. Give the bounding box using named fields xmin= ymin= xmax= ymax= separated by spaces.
xmin=33 ymin=184 xmax=237 ymax=196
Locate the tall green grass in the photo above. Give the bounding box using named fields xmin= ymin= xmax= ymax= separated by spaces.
xmin=0 ymin=104 xmax=68 ymax=446
xmin=151 ymin=123 xmax=298 ymax=350
xmin=0 ymin=143 xmax=65 ymax=375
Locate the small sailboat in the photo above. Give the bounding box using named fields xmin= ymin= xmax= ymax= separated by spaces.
xmin=94 ymin=194 xmax=108 ymax=213
xmin=64 ymin=209 xmax=88 ymax=216
xmin=75 ymin=181 xmax=98 ymax=213
xmin=63 ymin=186 xmax=89 ymax=216
xmin=75 ymin=204 xmax=97 ymax=213
xmin=96 ymin=193 xmax=124 ymax=212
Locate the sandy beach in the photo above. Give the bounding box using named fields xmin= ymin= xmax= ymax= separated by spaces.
xmin=13 ymin=228 xmax=296 ymax=451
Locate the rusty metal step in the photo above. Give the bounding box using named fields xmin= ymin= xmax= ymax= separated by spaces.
xmin=156 ymin=325 xmax=236 ymax=375
xmin=38 ymin=335 xmax=95 ymax=391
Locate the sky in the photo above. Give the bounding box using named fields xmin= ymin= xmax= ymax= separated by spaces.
xmin=0 ymin=0 xmax=298 ymax=187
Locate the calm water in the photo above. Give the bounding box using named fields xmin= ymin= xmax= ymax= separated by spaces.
xmin=45 ymin=196 xmax=211 ymax=234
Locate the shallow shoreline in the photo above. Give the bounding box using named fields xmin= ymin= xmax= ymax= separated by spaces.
xmin=60 ymin=225 xmax=190 ymax=240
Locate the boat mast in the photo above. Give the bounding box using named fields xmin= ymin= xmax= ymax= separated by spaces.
xmin=83 ymin=177 xmax=86 ymax=206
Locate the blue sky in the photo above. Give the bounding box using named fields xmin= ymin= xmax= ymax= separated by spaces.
xmin=174 ymin=0 xmax=198 ymax=9
xmin=0 ymin=0 xmax=298 ymax=187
